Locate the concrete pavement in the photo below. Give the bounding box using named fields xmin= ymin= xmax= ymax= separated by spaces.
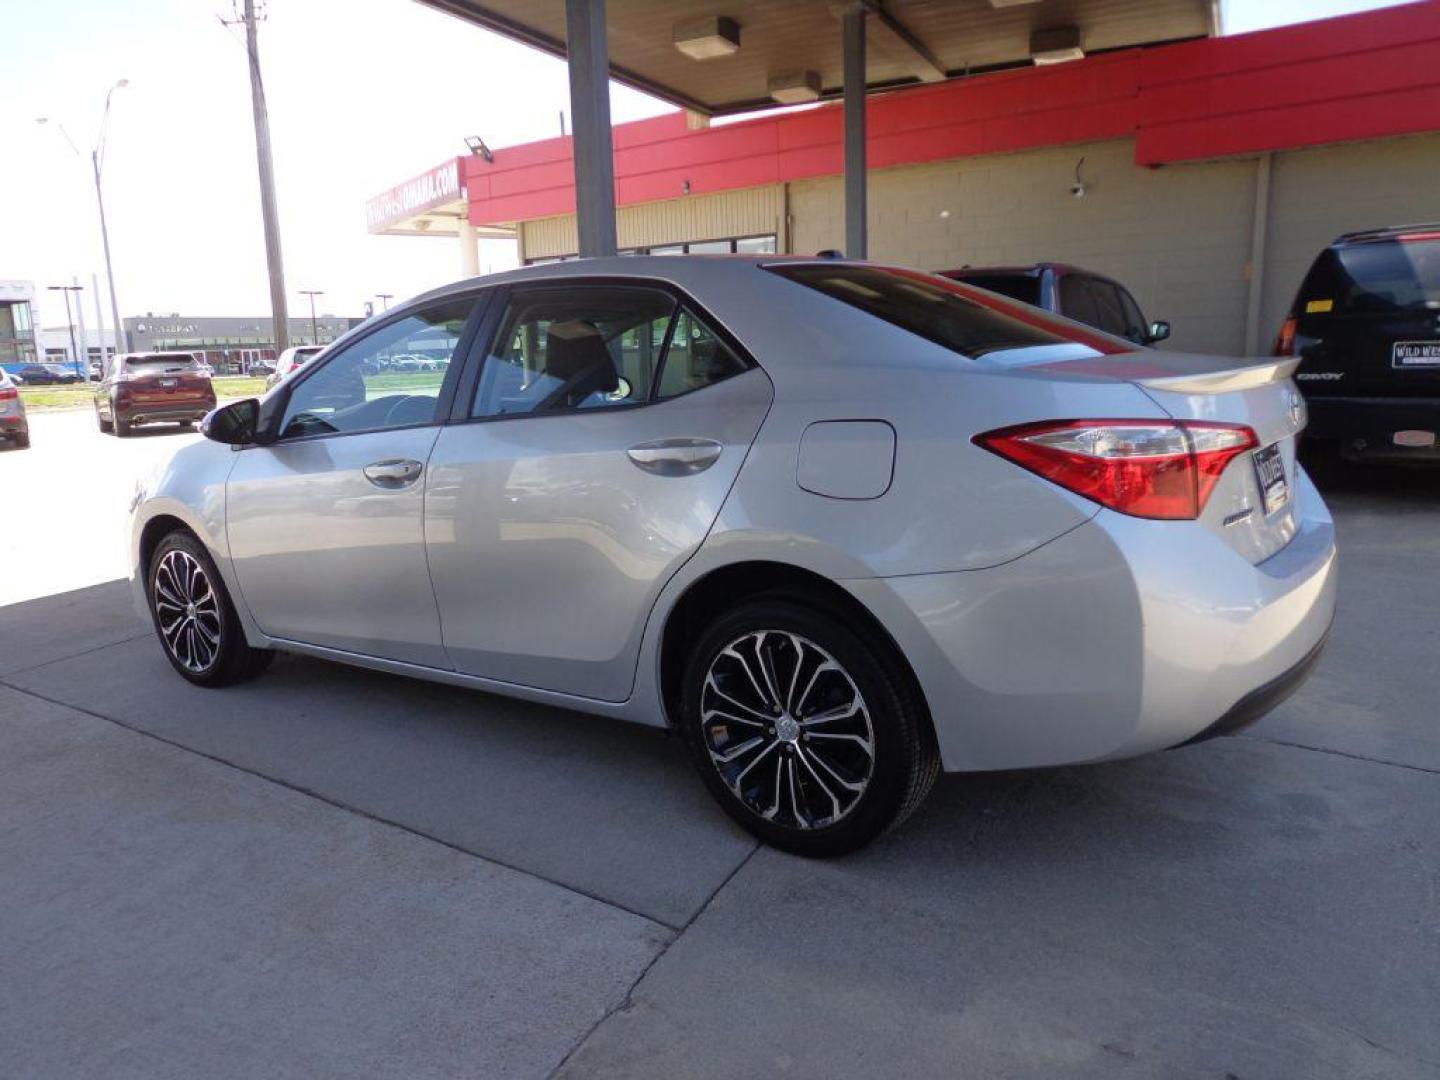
xmin=1 ymin=447 xmax=1438 ymax=1077
xmin=0 ymin=408 xmax=202 ymax=607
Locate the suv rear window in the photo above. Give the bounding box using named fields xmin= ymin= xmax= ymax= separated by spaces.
xmin=126 ymin=356 xmax=200 ymax=375
xmin=1300 ymin=235 xmax=1440 ymax=316
xmin=943 ymin=272 xmax=1041 ymax=307
xmin=769 ymin=264 xmax=1120 ymax=358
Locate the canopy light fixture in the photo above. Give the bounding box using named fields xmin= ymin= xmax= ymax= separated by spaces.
xmin=464 ymin=135 xmax=493 ymax=162
xmin=673 ymin=15 xmax=740 ymax=60
xmin=1031 ymin=26 xmax=1084 ymax=65
xmin=768 ymin=70 xmax=821 ymax=105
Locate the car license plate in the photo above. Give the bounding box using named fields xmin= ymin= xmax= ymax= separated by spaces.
xmin=1392 ymin=341 xmax=1440 ymax=367
xmin=159 ymin=378 xmax=178 ymax=388
xmin=1252 ymin=442 xmax=1289 ymax=517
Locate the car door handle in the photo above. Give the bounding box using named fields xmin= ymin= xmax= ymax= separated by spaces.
xmin=363 ymin=459 xmax=424 ymax=487
xmin=626 ymin=438 xmax=723 ymax=476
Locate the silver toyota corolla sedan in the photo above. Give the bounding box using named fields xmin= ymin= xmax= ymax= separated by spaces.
xmin=130 ymin=257 xmax=1337 ymax=855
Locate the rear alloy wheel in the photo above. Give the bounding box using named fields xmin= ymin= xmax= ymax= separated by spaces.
xmin=681 ymin=597 xmax=938 ymax=856
xmin=147 ymin=531 xmax=272 ymax=687
xmin=114 ymin=412 xmax=131 ymax=437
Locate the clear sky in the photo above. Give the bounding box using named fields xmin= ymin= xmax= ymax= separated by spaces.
xmin=0 ymin=0 xmax=1416 ymax=330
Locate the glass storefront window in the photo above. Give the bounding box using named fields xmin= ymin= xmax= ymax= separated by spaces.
xmin=736 ymin=235 xmax=777 ymax=254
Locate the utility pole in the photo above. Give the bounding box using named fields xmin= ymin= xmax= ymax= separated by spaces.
xmin=376 ymin=293 xmax=393 ymax=311
xmin=299 ymin=289 xmax=323 ymax=344
xmin=234 ymin=0 xmax=290 ymax=353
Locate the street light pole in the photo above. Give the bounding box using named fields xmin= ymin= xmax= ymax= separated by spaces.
xmin=299 ymin=289 xmax=323 ymax=344
xmin=48 ymin=285 xmax=83 ymax=377
xmin=94 ymin=80 xmax=127 ymax=360
xmin=36 ymin=78 xmax=129 ymax=363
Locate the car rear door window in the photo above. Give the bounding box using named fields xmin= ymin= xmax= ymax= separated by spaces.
xmin=655 ymin=307 xmax=749 ymax=400
xmin=471 ymin=286 xmax=752 ymax=418
xmin=472 ymin=286 xmax=675 ymax=417
xmin=280 ymin=299 xmax=473 ymax=439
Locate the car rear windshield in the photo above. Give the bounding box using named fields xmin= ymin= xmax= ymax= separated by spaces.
xmin=768 ymin=264 xmax=1118 ymax=358
xmin=943 ymin=272 xmax=1042 ymax=307
xmin=1299 ymin=235 xmax=1440 ymax=316
xmin=126 ymin=356 xmax=199 ymax=375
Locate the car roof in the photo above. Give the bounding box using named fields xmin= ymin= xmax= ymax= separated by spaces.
xmin=1332 ymin=222 xmax=1440 ymax=245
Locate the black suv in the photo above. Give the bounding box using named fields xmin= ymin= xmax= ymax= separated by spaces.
xmin=1278 ymin=224 xmax=1440 ymax=461
xmin=939 ymin=263 xmax=1170 ymax=347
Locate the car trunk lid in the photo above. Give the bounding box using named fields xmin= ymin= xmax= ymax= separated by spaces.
xmin=1032 ymin=350 xmax=1306 ymax=564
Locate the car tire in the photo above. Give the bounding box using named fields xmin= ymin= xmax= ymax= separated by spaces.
xmin=114 ymin=414 xmax=131 ymax=437
xmin=680 ymin=594 xmax=939 ymax=856
xmin=15 ymin=433 xmax=30 ymax=449
xmin=146 ymin=530 xmax=273 ymax=688
xmin=96 ymin=406 xmax=113 ymax=434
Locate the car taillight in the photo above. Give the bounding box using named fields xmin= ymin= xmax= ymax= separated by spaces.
xmin=975 ymin=420 xmax=1258 ymax=520
xmin=1273 ymin=316 xmax=1297 ymax=357
xmin=0 ymin=387 xmax=16 ymax=401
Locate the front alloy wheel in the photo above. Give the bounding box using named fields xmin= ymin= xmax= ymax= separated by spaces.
xmin=147 ymin=531 xmax=272 ymax=687
xmin=682 ymin=596 xmax=938 ymax=856
xmin=153 ymin=549 xmax=223 ymax=674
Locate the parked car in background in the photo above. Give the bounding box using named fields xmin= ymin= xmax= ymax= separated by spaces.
xmin=0 ymin=369 xmax=29 ymax=448
xmin=1277 ymin=224 xmax=1440 ymax=462
xmin=131 ymin=257 xmax=1334 ymax=855
xmin=13 ymin=362 xmax=84 ymax=386
xmin=940 ymin=263 xmax=1170 ymax=347
xmin=95 ymin=352 xmax=216 ymax=437
xmin=264 ymin=345 xmax=325 ymax=390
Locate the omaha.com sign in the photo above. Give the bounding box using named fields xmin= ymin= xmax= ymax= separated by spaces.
xmin=366 ymin=158 xmax=463 ymax=233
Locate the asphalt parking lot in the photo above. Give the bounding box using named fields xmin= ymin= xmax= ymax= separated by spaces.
xmin=2 ymin=410 xmax=1438 ymax=1078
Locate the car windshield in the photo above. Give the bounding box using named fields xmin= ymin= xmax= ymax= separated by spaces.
xmin=944 ymin=272 xmax=1042 ymax=307
xmin=769 ymin=264 xmax=1124 ymax=359
xmin=1302 ymin=235 xmax=1440 ymax=315
xmin=127 ymin=356 xmax=199 ymax=375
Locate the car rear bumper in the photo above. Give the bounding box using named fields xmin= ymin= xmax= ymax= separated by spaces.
xmin=0 ymin=414 xmax=27 ymax=436
xmin=1303 ymin=394 xmax=1440 ymax=458
xmin=117 ymin=400 xmax=215 ymax=425
xmin=845 ymin=467 xmax=1337 ymax=772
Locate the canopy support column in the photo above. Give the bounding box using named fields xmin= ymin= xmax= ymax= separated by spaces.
xmin=565 ymin=0 xmax=618 ymax=257
xmin=843 ymin=5 xmax=868 ymax=260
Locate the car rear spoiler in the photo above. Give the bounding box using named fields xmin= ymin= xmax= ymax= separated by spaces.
xmin=1135 ymin=358 xmax=1300 ymax=395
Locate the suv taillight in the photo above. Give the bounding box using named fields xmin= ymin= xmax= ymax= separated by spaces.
xmin=1273 ymin=316 xmax=1297 ymax=357
xmin=976 ymin=420 xmax=1258 ymax=520
xmin=0 ymin=387 xmax=16 ymax=401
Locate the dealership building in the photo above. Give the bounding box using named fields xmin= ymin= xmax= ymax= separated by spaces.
xmin=372 ymin=1 xmax=1440 ymax=358
xmin=119 ymin=314 xmax=362 ymax=373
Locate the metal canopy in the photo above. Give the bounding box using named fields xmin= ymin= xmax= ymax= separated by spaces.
xmin=417 ymin=0 xmax=1214 ymax=116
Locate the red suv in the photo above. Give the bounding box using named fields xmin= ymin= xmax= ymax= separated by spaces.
xmin=96 ymin=352 xmax=216 ymax=437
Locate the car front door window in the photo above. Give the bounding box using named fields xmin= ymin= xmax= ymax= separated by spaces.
xmin=281 ymin=300 xmax=473 ymax=438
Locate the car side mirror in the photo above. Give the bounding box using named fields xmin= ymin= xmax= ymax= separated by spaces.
xmin=201 ymin=398 xmax=265 ymax=446
xmin=1146 ymin=320 xmax=1171 ymax=344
